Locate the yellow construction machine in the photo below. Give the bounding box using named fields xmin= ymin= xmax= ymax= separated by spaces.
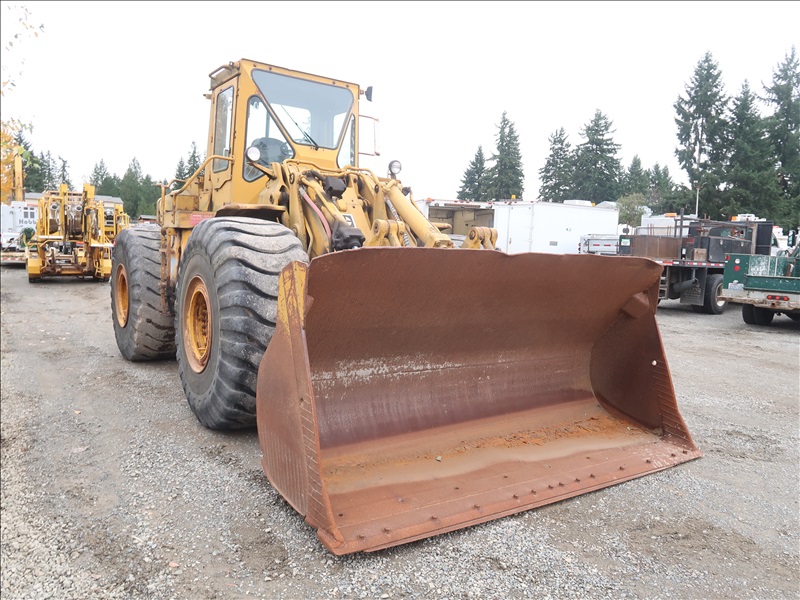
xmin=103 ymin=202 xmax=130 ymax=244
xmin=110 ymin=59 xmax=701 ymax=555
xmin=26 ymin=183 xmax=118 ymax=282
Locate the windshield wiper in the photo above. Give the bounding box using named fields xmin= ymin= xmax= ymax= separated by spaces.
xmin=280 ymin=106 xmax=319 ymax=150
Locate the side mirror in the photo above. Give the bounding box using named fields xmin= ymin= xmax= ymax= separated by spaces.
xmin=365 ymin=86 xmax=373 ymax=102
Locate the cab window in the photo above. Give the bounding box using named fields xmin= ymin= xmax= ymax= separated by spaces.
xmin=243 ymin=96 xmax=294 ymax=182
xmin=212 ymin=86 xmax=233 ymax=173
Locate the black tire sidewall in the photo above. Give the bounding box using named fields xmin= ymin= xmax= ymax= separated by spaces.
xmin=112 ymin=227 xmax=149 ymax=360
xmin=176 ymin=243 xmax=220 ymax=403
xmin=111 ymin=224 xmax=176 ymax=361
xmin=753 ymin=306 xmax=775 ymax=326
xmin=706 ymin=274 xmax=727 ymax=315
xmin=174 ymin=216 xmax=308 ymax=429
xmin=742 ymin=303 xmax=757 ymax=324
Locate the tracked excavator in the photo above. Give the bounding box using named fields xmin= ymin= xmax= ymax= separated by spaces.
xmin=110 ymin=59 xmax=701 ymax=555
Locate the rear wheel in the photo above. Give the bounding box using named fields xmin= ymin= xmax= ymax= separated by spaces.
xmin=752 ymin=306 xmax=775 ymax=326
xmin=175 ymin=217 xmax=308 ymax=430
xmin=702 ymin=274 xmax=727 ymax=315
xmin=111 ymin=224 xmax=176 ymax=360
xmin=742 ymin=303 xmax=757 ymax=324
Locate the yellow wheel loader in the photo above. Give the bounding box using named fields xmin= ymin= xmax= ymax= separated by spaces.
xmin=110 ymin=59 xmax=701 ymax=555
xmin=26 ymin=183 xmax=117 ymax=282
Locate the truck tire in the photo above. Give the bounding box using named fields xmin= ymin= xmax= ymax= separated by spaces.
xmin=741 ymin=304 xmax=775 ymax=326
xmin=752 ymin=306 xmax=775 ymax=326
xmin=111 ymin=224 xmax=177 ymax=361
xmin=703 ymin=274 xmax=727 ymax=315
xmin=742 ymin=303 xmax=757 ymax=324
xmin=175 ymin=217 xmax=308 ymax=430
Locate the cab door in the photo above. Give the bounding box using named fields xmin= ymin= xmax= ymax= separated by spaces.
xmin=204 ymin=82 xmax=236 ymax=210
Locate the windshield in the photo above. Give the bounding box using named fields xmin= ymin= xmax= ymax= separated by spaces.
xmin=251 ymin=69 xmax=354 ymax=150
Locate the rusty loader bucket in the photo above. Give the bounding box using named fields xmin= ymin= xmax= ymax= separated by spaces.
xmin=256 ymin=248 xmax=701 ymax=555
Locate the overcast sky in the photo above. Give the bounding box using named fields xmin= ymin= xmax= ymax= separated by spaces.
xmin=1 ymin=1 xmax=797 ymax=200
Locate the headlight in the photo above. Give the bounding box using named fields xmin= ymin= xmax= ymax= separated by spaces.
xmin=388 ymin=160 xmax=402 ymax=175
xmin=246 ymin=145 xmax=262 ymax=162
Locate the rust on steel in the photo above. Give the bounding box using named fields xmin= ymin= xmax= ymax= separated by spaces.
xmin=256 ymin=247 xmax=702 ymax=555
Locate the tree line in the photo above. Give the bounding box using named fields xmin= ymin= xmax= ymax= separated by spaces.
xmin=4 ymin=45 xmax=797 ymax=231
xmin=457 ymin=47 xmax=799 ymax=232
xmin=11 ymin=135 xmax=204 ymax=220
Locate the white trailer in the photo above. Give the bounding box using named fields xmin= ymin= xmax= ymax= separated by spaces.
xmin=417 ymin=199 xmax=619 ymax=254
xmin=492 ymin=200 xmax=619 ymax=255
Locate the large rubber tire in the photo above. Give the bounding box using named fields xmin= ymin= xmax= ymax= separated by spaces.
xmin=742 ymin=303 xmax=757 ymax=324
xmin=741 ymin=303 xmax=775 ymax=326
xmin=174 ymin=217 xmax=308 ymax=430
xmin=111 ymin=224 xmax=177 ymax=361
xmin=702 ymin=274 xmax=727 ymax=315
xmin=752 ymin=306 xmax=775 ymax=326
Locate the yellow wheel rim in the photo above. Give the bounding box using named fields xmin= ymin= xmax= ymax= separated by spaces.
xmin=114 ymin=264 xmax=129 ymax=328
xmin=184 ymin=276 xmax=211 ymax=373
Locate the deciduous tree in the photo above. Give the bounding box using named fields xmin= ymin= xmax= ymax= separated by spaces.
xmin=617 ymin=193 xmax=648 ymax=228
xmin=0 ymin=4 xmax=43 ymax=201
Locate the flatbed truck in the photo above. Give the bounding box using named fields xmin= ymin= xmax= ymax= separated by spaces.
xmin=720 ymin=245 xmax=800 ymax=325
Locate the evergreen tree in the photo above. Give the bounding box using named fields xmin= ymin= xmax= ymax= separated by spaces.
xmin=538 ymin=127 xmax=574 ymax=202
xmin=90 ymin=160 xmax=110 ymax=187
xmin=172 ymin=157 xmax=189 ymax=191
xmin=91 ymin=159 xmax=121 ymax=197
xmin=97 ymin=173 xmax=121 ymax=198
xmin=57 ymin=156 xmax=72 ymax=189
xmin=457 ymin=146 xmax=488 ymax=202
xmin=720 ymin=81 xmax=783 ymax=222
xmin=648 ymin=163 xmax=683 ymax=213
xmin=139 ymin=174 xmax=159 ymax=216
xmin=186 ymin=141 xmax=202 ymax=176
xmin=13 ymin=131 xmax=43 ymax=192
xmin=39 ymin=151 xmax=59 ymax=191
xmin=674 ymin=51 xmax=729 ymax=216
xmin=762 ymin=46 xmax=800 ymax=228
xmin=485 ymin=112 xmax=524 ymax=200
xmin=571 ymin=110 xmax=622 ymax=203
xmin=621 ymin=156 xmax=651 ymax=197
xmin=120 ymin=158 xmax=144 ymax=218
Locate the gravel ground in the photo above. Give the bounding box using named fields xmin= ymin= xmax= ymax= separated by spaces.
xmin=1 ymin=263 xmax=798 ymax=600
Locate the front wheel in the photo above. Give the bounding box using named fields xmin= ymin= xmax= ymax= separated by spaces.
xmin=175 ymin=217 xmax=308 ymax=430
